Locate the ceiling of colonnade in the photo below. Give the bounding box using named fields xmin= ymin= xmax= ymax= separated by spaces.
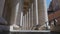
xmin=4 ymin=0 xmax=33 ymax=16
xmin=23 ymin=0 xmax=33 ymax=15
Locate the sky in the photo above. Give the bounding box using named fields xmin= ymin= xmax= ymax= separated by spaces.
xmin=46 ymin=0 xmax=52 ymax=9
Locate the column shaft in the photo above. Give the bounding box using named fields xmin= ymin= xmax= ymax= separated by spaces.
xmin=28 ymin=9 xmax=31 ymax=30
xmin=0 ymin=0 xmax=5 ymax=16
xmin=33 ymin=0 xmax=37 ymax=26
xmin=31 ymin=3 xmax=34 ymax=29
xmin=38 ymin=0 xmax=48 ymax=26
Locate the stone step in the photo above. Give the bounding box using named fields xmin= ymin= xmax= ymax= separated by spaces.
xmin=10 ymin=32 xmax=50 ymax=34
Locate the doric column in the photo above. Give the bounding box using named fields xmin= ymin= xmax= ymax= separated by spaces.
xmin=33 ymin=0 xmax=49 ymax=30
xmin=33 ymin=0 xmax=38 ymax=26
xmin=29 ymin=3 xmax=34 ymax=30
xmin=10 ymin=0 xmax=24 ymax=30
xmin=44 ymin=0 xmax=49 ymax=28
xmin=31 ymin=3 xmax=34 ymax=29
xmin=27 ymin=8 xmax=30 ymax=30
xmin=24 ymin=14 xmax=26 ymax=30
xmin=16 ymin=0 xmax=24 ymax=26
xmin=22 ymin=14 xmax=27 ymax=30
xmin=10 ymin=0 xmax=19 ymax=25
xmin=26 ymin=12 xmax=29 ymax=30
xmin=38 ymin=0 xmax=48 ymax=26
xmin=26 ymin=12 xmax=28 ymax=30
xmin=38 ymin=0 xmax=48 ymax=27
xmin=2 ymin=0 xmax=12 ymax=25
xmin=10 ymin=0 xmax=24 ymax=25
xmin=0 ymin=0 xmax=5 ymax=17
xmin=22 ymin=16 xmax=25 ymax=30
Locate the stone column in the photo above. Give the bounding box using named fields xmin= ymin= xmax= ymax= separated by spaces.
xmin=26 ymin=12 xmax=29 ymax=30
xmin=29 ymin=3 xmax=34 ymax=30
xmin=2 ymin=0 xmax=12 ymax=25
xmin=10 ymin=0 xmax=24 ymax=25
xmin=0 ymin=0 xmax=5 ymax=17
xmin=31 ymin=3 xmax=34 ymax=29
xmin=22 ymin=14 xmax=27 ymax=30
xmin=16 ymin=0 xmax=24 ymax=26
xmin=22 ymin=16 xmax=25 ymax=30
xmin=27 ymin=8 xmax=30 ymax=30
xmin=26 ymin=12 xmax=28 ymax=30
xmin=33 ymin=0 xmax=37 ymax=26
xmin=38 ymin=0 xmax=48 ymax=26
xmin=24 ymin=14 xmax=26 ymax=30
xmin=10 ymin=0 xmax=19 ymax=25
xmin=10 ymin=0 xmax=24 ymax=30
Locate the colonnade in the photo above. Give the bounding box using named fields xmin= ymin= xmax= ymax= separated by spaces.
xmin=0 ymin=0 xmax=49 ymax=30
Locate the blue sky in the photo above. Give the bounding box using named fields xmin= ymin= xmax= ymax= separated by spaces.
xmin=46 ymin=0 xmax=51 ymax=9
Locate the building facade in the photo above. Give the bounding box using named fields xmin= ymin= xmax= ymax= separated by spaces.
xmin=48 ymin=0 xmax=60 ymax=32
